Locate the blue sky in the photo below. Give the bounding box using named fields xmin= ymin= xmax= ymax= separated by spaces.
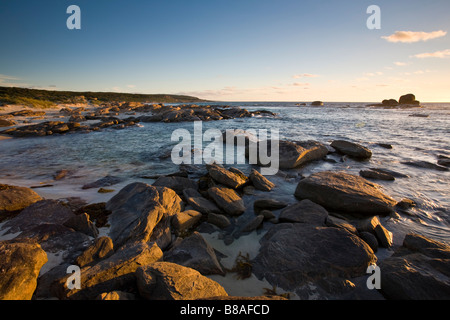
xmin=1 ymin=0 xmax=449 ymax=101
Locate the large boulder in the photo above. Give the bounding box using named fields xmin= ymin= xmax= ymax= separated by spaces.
xmin=207 ymin=187 xmax=245 ymax=216
xmin=252 ymin=224 xmax=376 ymax=291
xmin=0 ymin=240 xmax=48 ymax=300
xmin=379 ymin=234 xmax=450 ymax=299
xmin=399 ymin=93 xmax=420 ymax=105
xmin=0 ymin=184 xmax=42 ymax=221
xmin=294 ymin=171 xmax=396 ymax=216
xmin=136 ymin=262 xmax=228 ymax=300
xmin=330 ymin=140 xmax=372 ymax=159
xmin=164 ymin=232 xmax=225 ymax=275
xmin=106 ymin=182 xmax=182 ymax=247
xmin=55 ymin=241 xmax=163 ymax=300
xmin=249 ymin=169 xmax=275 ymax=191
xmin=152 ymin=176 xmax=198 ymax=195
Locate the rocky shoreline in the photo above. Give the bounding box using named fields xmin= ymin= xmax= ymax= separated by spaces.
xmin=1 ymin=125 xmax=449 ymax=300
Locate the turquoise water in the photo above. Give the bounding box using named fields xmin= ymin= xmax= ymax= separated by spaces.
xmin=1 ymin=102 xmax=449 ymax=243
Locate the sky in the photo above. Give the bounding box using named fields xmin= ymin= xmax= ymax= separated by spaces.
xmin=0 ymin=0 xmax=449 ymax=102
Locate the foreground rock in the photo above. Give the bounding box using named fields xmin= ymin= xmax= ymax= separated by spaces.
xmin=294 ymin=171 xmax=396 ymax=216
xmin=379 ymin=233 xmax=450 ymax=300
xmin=252 ymin=224 xmax=376 ymax=290
xmin=0 ymin=240 xmax=48 ymax=300
xmin=249 ymin=169 xmax=275 ymax=191
xmin=402 ymin=160 xmax=449 ymax=172
xmin=279 ymin=199 xmax=328 ymax=226
xmin=0 ymin=184 xmax=42 ymax=221
xmin=56 ymin=241 xmax=163 ymax=300
xmin=136 ymin=262 xmax=228 ymax=300
xmin=106 ymin=182 xmax=182 ymax=249
xmin=331 ymin=140 xmax=372 ymax=160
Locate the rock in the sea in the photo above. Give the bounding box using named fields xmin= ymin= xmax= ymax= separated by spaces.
xmin=360 ymin=169 xmax=395 ymax=181
xmin=136 ymin=262 xmax=228 ymax=300
xmin=106 ymin=182 xmax=182 ymax=248
xmin=399 ymin=93 xmax=420 ymax=106
xmin=56 ymin=241 xmax=163 ymax=300
xmin=184 ymin=194 xmax=221 ymax=215
xmin=0 ymin=184 xmax=42 ymax=221
xmin=252 ymin=224 xmax=376 ymax=290
xmin=207 ymin=186 xmax=245 ymax=216
xmin=249 ymin=169 xmax=275 ymax=191
xmin=353 ymin=216 xmax=393 ymax=248
xmin=294 ymin=171 xmax=396 ymax=216
xmin=311 ymin=101 xmax=324 ymax=106
xmin=379 ymin=234 xmax=450 ymax=300
xmin=207 ymin=164 xmax=247 ymax=189
xmin=240 ymin=215 xmax=264 ymax=233
xmin=279 ymin=199 xmax=328 ymax=226
xmin=247 ymin=140 xmax=327 ymax=169
xmin=330 ymin=140 xmax=372 ymax=160
xmin=0 ymin=119 xmax=16 ymax=127
xmin=437 ymin=155 xmax=450 ymax=168
xmin=164 ymin=232 xmax=225 ymax=275
xmin=82 ymin=175 xmax=123 ymax=190
xmin=402 ymin=160 xmax=449 ymax=172
xmin=0 ymin=240 xmax=48 ymax=300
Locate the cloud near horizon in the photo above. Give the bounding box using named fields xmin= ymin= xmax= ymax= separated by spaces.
xmin=412 ymin=49 xmax=450 ymax=58
xmin=382 ymin=30 xmax=447 ymax=43
xmin=292 ymin=73 xmax=319 ymax=79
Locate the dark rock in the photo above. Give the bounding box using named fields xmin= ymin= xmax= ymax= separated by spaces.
xmin=402 ymin=233 xmax=450 ymax=260
xmin=360 ymin=169 xmax=395 ymax=181
xmin=152 ymin=176 xmax=198 ymax=195
xmin=252 ymin=224 xmax=376 ymax=290
xmin=325 ymin=215 xmax=358 ymax=234
xmin=0 ymin=240 xmax=48 ymax=300
xmin=396 ymin=198 xmax=416 ymax=210
xmin=1 ymin=199 xmax=75 ymax=235
xmin=402 ymin=160 xmax=449 ymax=171
xmin=249 ymin=169 xmax=275 ymax=191
xmin=63 ymin=212 xmax=99 ymax=238
xmin=106 ymin=182 xmax=182 ymax=248
xmin=96 ymin=291 xmax=136 ymax=300
xmin=437 ymin=155 xmax=450 ymax=168
xmin=377 ymin=143 xmax=393 ymax=149
xmin=0 ymin=184 xmax=43 ymax=221
xmin=207 ymin=186 xmax=245 ymax=216
xmin=279 ymin=199 xmax=328 ymax=226
xmin=311 ymin=101 xmax=324 ymax=106
xmin=294 ymin=171 xmax=397 ymax=216
xmin=207 ymin=164 xmax=247 ymax=189
xmin=207 ymin=213 xmax=231 ymax=229
xmin=184 ymin=195 xmax=221 ymax=215
xmin=240 ymin=215 xmax=264 ymax=233
xmin=330 ymin=140 xmax=372 ymax=160
xmin=0 ymin=118 xmax=16 ymax=127
xmin=164 ymin=232 xmax=225 ymax=275
xmin=136 ymin=262 xmax=228 ymax=300
xmin=74 ymin=202 xmax=111 ymax=228
xmin=353 ymin=216 xmax=393 ymax=248
xmin=369 ymin=168 xmax=409 ymax=178
xmin=82 ymin=175 xmax=123 ymax=190
xmin=253 ymin=198 xmax=288 ymax=213
xmin=399 ymin=93 xmax=420 ymax=105
xmin=359 ymin=232 xmax=378 ymax=252
xmin=9 ymin=110 xmax=46 ymax=117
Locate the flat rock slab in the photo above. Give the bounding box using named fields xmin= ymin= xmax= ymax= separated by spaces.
xmin=252 ymin=224 xmax=376 ymax=291
xmin=207 ymin=186 xmax=245 ymax=216
xmin=279 ymin=199 xmax=328 ymax=226
xmin=331 ymin=140 xmax=372 ymax=159
xmin=294 ymin=171 xmax=396 ymax=216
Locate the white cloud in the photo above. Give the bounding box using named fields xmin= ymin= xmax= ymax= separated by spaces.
xmin=382 ymin=30 xmax=447 ymax=43
xmin=412 ymin=49 xmax=450 ymax=58
xmin=126 ymin=84 xmax=136 ymax=88
xmin=292 ymin=82 xmax=310 ymax=87
xmin=394 ymin=62 xmax=408 ymax=66
xmin=293 ymin=73 xmax=319 ymax=79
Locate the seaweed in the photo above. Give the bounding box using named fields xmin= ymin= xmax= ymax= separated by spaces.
xmin=227 ymin=251 xmax=252 ymax=280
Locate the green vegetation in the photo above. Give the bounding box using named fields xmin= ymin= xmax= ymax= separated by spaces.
xmin=0 ymin=86 xmax=206 ymax=108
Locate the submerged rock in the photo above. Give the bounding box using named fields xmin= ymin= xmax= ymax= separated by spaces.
xmin=360 ymin=169 xmax=395 ymax=181
xmin=402 ymin=160 xmax=449 ymax=172
xmin=82 ymin=175 xmax=123 ymax=190
xmin=330 ymin=140 xmax=372 ymax=160
xmin=294 ymin=171 xmax=396 ymax=216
